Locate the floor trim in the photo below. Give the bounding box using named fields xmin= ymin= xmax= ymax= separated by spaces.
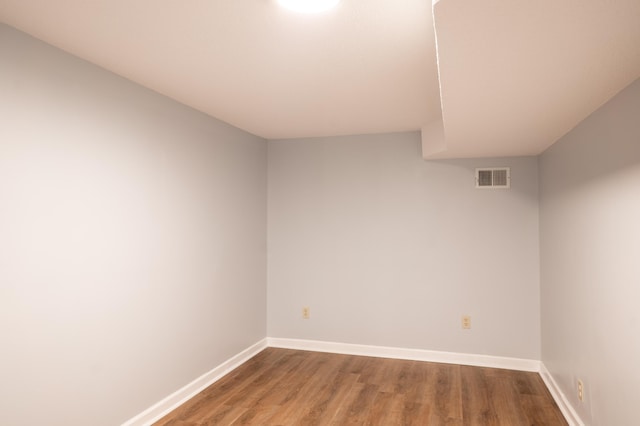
xmin=267 ymin=337 xmax=541 ymax=372
xmin=539 ymin=363 xmax=585 ymax=426
xmin=120 ymin=338 xmax=268 ymax=426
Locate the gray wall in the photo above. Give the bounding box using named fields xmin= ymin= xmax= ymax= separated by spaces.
xmin=540 ymin=78 xmax=640 ymax=425
xmin=0 ymin=24 xmax=267 ymax=426
xmin=268 ymin=133 xmax=540 ymax=359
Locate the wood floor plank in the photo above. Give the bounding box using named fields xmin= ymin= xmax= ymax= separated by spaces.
xmin=461 ymin=366 xmax=501 ymax=426
xmin=362 ymin=391 xmax=395 ymax=425
xmin=343 ymin=383 xmax=381 ymax=424
xmin=519 ymin=394 xmax=569 ymax=426
xmin=429 ymin=363 xmax=463 ymax=424
xmin=154 ymin=348 xmax=568 ymax=426
xmin=265 ymin=353 xmax=345 ymax=424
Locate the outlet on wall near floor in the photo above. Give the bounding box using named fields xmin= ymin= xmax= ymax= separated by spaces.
xmin=302 ymin=307 xmax=310 ymax=319
xmin=577 ymin=379 xmax=584 ymax=401
xmin=462 ymin=315 xmax=471 ymax=329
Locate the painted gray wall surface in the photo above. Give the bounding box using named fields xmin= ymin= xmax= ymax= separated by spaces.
xmin=268 ymin=133 xmax=540 ymax=359
xmin=0 ymin=24 xmax=267 ymax=426
xmin=539 ymin=78 xmax=640 ymax=426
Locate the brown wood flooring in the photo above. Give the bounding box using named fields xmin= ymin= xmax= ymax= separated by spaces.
xmin=154 ymin=348 xmax=567 ymax=426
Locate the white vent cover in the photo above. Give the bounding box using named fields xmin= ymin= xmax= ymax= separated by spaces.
xmin=475 ymin=167 xmax=510 ymax=189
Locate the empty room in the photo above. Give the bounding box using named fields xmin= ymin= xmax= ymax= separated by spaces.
xmin=1 ymin=1 xmax=639 ymax=425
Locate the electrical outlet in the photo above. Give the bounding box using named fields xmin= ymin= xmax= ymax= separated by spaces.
xmin=302 ymin=307 xmax=310 ymax=319
xmin=462 ymin=315 xmax=471 ymax=329
xmin=577 ymin=380 xmax=584 ymax=402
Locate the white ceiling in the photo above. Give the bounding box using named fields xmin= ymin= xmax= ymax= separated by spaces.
xmin=430 ymin=0 xmax=640 ymax=159
xmin=1 ymin=0 xmax=639 ymax=158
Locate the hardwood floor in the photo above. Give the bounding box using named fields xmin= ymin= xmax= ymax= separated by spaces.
xmin=154 ymin=348 xmax=567 ymax=426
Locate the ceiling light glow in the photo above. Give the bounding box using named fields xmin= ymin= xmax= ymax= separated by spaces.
xmin=277 ymin=0 xmax=341 ymax=14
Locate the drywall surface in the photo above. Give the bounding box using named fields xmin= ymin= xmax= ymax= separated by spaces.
xmin=539 ymin=78 xmax=640 ymax=426
xmin=268 ymin=133 xmax=540 ymax=359
xmin=0 ymin=24 xmax=267 ymax=426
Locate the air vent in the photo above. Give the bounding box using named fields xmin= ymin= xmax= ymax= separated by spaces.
xmin=475 ymin=168 xmax=510 ymax=189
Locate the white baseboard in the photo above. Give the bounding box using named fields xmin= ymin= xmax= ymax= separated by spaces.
xmin=121 ymin=338 xmax=268 ymax=426
xmin=540 ymin=363 xmax=585 ymax=426
xmin=267 ymin=337 xmax=541 ymax=372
